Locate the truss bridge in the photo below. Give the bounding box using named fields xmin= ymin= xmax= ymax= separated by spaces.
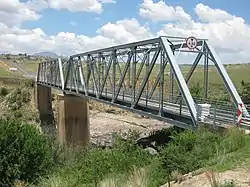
xmin=36 ymin=36 xmax=250 ymax=130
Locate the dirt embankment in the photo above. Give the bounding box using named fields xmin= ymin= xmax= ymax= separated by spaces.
xmin=88 ymin=110 xmax=171 ymax=146
xmin=161 ymin=168 xmax=250 ymax=187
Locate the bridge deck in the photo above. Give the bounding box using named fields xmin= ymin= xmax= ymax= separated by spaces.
xmin=38 ymin=80 xmax=238 ymax=130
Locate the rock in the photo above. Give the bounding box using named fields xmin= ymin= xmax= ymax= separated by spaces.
xmin=144 ymin=147 xmax=158 ymax=155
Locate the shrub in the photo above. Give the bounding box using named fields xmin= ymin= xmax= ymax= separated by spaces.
xmin=160 ymin=127 xmax=245 ymax=176
xmin=190 ymin=82 xmax=203 ymax=99
xmin=0 ymin=119 xmax=54 ymax=186
xmin=240 ymin=81 xmax=250 ymax=103
xmin=0 ymin=87 xmax=9 ymax=97
xmin=37 ymin=133 xmax=152 ymax=187
xmin=6 ymin=88 xmax=31 ymax=110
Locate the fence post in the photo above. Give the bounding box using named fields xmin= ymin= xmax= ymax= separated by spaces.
xmin=179 ymin=99 xmax=182 ymax=115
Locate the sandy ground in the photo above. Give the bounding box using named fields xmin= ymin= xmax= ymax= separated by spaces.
xmin=89 ymin=110 xmax=171 ymax=146
xmin=160 ymin=168 xmax=250 ymax=187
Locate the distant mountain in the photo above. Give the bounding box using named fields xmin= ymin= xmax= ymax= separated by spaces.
xmin=0 ymin=50 xmax=9 ymax=54
xmin=33 ymin=51 xmax=60 ymax=58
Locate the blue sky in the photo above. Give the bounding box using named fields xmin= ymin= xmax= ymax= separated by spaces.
xmin=21 ymin=0 xmax=250 ymax=36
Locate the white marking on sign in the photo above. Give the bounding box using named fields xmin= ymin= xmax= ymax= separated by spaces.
xmin=186 ymin=36 xmax=198 ymax=49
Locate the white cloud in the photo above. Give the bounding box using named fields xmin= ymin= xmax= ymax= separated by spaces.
xmin=139 ymin=0 xmax=192 ymax=23
xmin=0 ymin=0 xmax=249 ymax=64
xmin=0 ymin=0 xmax=41 ymax=26
xmin=0 ymin=18 xmax=153 ymax=56
xmin=10 ymin=0 xmax=116 ymax=15
xmin=98 ymin=0 xmax=116 ymax=4
xmin=46 ymin=0 xmax=103 ymax=13
xmin=157 ymin=10 xmax=250 ymax=63
xmin=97 ymin=18 xmax=154 ymax=43
xmin=138 ymin=0 xmax=250 ymax=63
xmin=195 ymin=3 xmax=234 ymax=22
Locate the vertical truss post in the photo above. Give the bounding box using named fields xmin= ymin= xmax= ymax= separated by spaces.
xmin=205 ymin=42 xmax=249 ymax=116
xmin=44 ymin=62 xmax=47 ymax=83
xmin=101 ymin=56 xmax=105 ymax=93
xmin=112 ymin=50 xmax=117 ymax=101
xmin=86 ymin=55 xmax=91 ymax=90
xmin=77 ymin=57 xmax=87 ymax=95
xmin=170 ymin=66 xmax=174 ymax=102
xmin=40 ymin=63 xmax=43 ymax=82
xmin=98 ymin=53 xmax=101 ymax=95
xmin=37 ymin=63 xmax=41 ymax=82
xmin=146 ymin=52 xmax=150 ymax=107
xmin=159 ymin=49 xmax=165 ymax=116
xmin=131 ymin=47 xmax=137 ymax=107
xmin=63 ymin=59 xmax=72 ymax=90
xmin=54 ymin=60 xmax=59 ymax=86
xmin=161 ymin=37 xmax=198 ymax=127
xmin=49 ymin=61 xmax=53 ymax=85
xmin=203 ymin=47 xmax=209 ymax=99
xmin=58 ymin=58 xmax=65 ymax=90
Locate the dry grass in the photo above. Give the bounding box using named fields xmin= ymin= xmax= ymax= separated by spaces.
xmin=205 ymin=170 xmax=220 ymax=187
xmin=99 ymin=167 xmax=148 ymax=187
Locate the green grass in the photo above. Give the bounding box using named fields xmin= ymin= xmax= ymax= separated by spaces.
xmin=207 ymin=135 xmax=250 ymax=172
xmin=22 ymin=60 xmax=40 ymax=72
xmin=2 ymin=57 xmax=249 ymax=90
xmin=0 ymin=68 xmax=22 ymax=78
xmin=31 ymin=127 xmax=250 ymax=187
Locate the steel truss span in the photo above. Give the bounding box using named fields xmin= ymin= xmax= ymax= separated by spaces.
xmin=36 ymin=36 xmax=249 ymax=130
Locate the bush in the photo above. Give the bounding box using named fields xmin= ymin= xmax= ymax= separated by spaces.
xmin=240 ymin=81 xmax=250 ymax=103
xmin=37 ymin=133 xmax=152 ymax=187
xmin=190 ymin=82 xmax=203 ymax=99
xmin=0 ymin=87 xmax=9 ymax=97
xmin=6 ymin=87 xmax=31 ymax=110
xmin=0 ymin=119 xmax=54 ymax=186
xmin=160 ymin=127 xmax=245 ymax=176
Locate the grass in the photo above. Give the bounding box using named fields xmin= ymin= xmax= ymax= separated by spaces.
xmin=29 ymin=127 xmax=250 ymax=187
xmin=22 ymin=60 xmax=40 ymax=72
xmin=207 ymin=135 xmax=250 ymax=172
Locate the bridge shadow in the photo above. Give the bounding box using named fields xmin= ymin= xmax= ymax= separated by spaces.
xmin=39 ymin=113 xmax=57 ymax=138
xmin=136 ymin=126 xmax=184 ymax=151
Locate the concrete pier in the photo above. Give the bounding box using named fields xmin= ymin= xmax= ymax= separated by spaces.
xmin=57 ymin=94 xmax=90 ymax=147
xmin=34 ymin=83 xmax=54 ymax=125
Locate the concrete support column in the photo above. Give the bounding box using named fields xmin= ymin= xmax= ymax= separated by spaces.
xmin=57 ymin=94 xmax=90 ymax=147
xmin=34 ymin=83 xmax=54 ymax=125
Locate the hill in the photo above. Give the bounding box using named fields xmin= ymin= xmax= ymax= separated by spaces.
xmin=33 ymin=51 xmax=59 ymax=58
